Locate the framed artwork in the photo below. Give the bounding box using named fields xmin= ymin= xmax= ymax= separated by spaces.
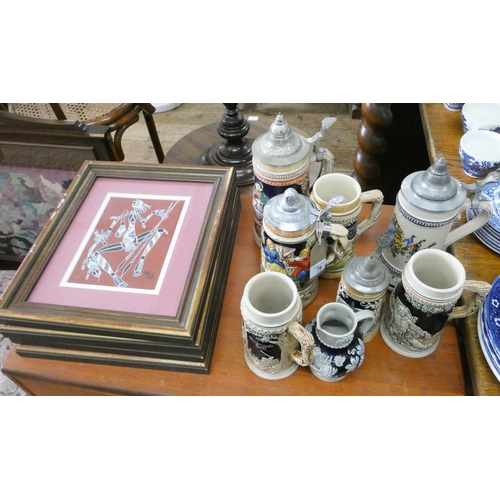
xmin=0 ymin=161 xmax=240 ymax=372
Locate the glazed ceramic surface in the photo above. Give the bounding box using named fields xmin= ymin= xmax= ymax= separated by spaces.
xmin=381 ymin=249 xmax=491 ymax=358
xmin=381 ymin=157 xmax=493 ymax=289
xmin=443 ymin=103 xmax=464 ymax=112
xmin=306 ymin=302 xmax=373 ymax=382
xmin=336 ymin=232 xmax=391 ymax=341
xmin=466 ymin=179 xmax=500 ymax=253
xmin=478 ymin=301 xmax=500 ymax=383
xmin=252 ymin=113 xmax=335 ymax=243
xmin=261 ymin=188 xmax=348 ymax=307
xmin=461 ymin=103 xmax=500 ymax=134
xmin=311 ymin=173 xmax=383 ymax=278
xmin=484 ymin=274 xmax=500 ymax=343
xmin=241 ymin=272 xmax=314 ymax=380
xmin=459 ymin=130 xmax=500 ymax=178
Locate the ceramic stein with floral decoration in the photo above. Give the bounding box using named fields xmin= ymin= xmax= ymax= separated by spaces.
xmin=381 ymin=156 xmax=498 ymax=289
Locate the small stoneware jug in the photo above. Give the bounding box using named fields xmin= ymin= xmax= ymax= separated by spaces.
xmin=240 ymin=272 xmax=314 ymax=380
xmin=380 ymin=248 xmax=491 ymax=358
xmin=306 ymin=302 xmax=374 ymax=382
xmin=261 ymin=188 xmax=349 ymax=307
xmin=252 ymin=113 xmax=336 ymax=244
xmin=381 ymin=156 xmax=499 ymax=289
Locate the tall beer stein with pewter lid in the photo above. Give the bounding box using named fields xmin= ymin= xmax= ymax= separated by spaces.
xmin=252 ymin=113 xmax=336 ymax=245
xmin=381 ymin=156 xmax=499 ymax=290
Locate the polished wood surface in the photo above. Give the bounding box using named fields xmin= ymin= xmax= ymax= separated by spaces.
xmin=2 ymin=196 xmax=465 ymax=395
xmin=165 ymin=118 xmax=271 ymax=167
xmin=420 ymin=103 xmax=500 ymax=396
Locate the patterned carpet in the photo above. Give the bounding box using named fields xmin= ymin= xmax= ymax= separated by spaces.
xmin=0 ymin=270 xmax=27 ymax=396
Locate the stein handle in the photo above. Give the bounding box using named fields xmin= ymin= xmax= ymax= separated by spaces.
xmin=287 ymin=321 xmax=315 ymax=367
xmin=443 ymin=199 xmax=492 ymax=249
xmin=323 ymin=223 xmax=350 ymax=267
xmin=448 ymin=280 xmax=491 ymax=320
xmin=318 ymin=148 xmax=335 ymax=176
xmin=355 ymin=189 xmax=384 ymax=240
xmin=354 ymin=309 xmax=376 ymax=337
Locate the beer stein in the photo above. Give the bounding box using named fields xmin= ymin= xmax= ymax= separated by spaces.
xmin=380 ymin=249 xmax=491 ymax=358
xmin=261 ymin=188 xmax=348 ymax=307
xmin=381 ymin=156 xmax=499 ymax=289
xmin=241 ymin=272 xmax=314 ymax=380
xmin=252 ymin=112 xmax=336 ymax=244
xmin=311 ymin=172 xmax=383 ymax=278
xmin=336 ymin=232 xmax=391 ymax=342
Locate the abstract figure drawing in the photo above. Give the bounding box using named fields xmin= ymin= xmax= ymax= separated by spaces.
xmin=81 ymin=199 xmax=178 ymax=288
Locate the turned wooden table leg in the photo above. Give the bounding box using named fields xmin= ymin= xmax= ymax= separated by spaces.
xmin=353 ymin=103 xmax=393 ymax=191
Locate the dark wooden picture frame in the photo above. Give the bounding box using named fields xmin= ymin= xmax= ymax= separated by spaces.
xmin=0 ymin=161 xmax=240 ymax=373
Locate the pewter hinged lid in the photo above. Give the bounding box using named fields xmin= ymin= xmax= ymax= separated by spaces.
xmin=264 ymin=188 xmax=318 ymax=234
xmin=401 ymin=156 xmax=466 ymax=212
xmin=252 ymin=113 xmax=310 ymax=167
xmin=342 ymin=232 xmax=391 ymax=294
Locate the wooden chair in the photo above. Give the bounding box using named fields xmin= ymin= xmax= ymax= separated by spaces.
xmin=0 ymin=109 xmax=120 ymax=267
xmin=5 ymin=103 xmax=165 ymax=163
xmin=0 ymin=109 xmax=128 ymax=396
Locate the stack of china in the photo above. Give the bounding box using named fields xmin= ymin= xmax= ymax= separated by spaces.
xmin=466 ymin=178 xmax=500 ymax=254
xmin=460 ymin=104 xmax=500 ymax=178
xmin=477 ymin=275 xmax=500 ymax=383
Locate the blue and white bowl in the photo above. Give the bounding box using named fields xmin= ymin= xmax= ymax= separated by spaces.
xmin=459 ymin=130 xmax=500 ymax=178
xmin=443 ymin=103 xmax=464 ymax=112
xmin=461 ymin=103 xmax=500 ymax=134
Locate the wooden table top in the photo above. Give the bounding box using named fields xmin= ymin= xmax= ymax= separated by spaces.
xmin=419 ymin=103 xmax=500 ymax=396
xmin=2 ymin=196 xmax=466 ymax=395
xmin=164 ymin=118 xmax=271 ymax=166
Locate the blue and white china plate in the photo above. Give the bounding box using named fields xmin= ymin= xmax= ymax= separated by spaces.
xmin=478 ymin=302 xmax=500 ymax=383
xmin=484 ymin=274 xmax=500 ymax=342
xmin=466 ymin=206 xmax=500 ymax=254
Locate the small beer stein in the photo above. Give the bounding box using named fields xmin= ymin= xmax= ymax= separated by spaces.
xmin=241 ymin=272 xmax=314 ymax=380
xmin=336 ymin=232 xmax=391 ymax=342
xmin=311 ymin=172 xmax=383 ymax=278
xmin=261 ymin=188 xmax=348 ymax=307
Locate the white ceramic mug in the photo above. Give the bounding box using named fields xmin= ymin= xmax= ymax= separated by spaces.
xmin=380 ymin=249 xmax=491 ymax=358
xmin=311 ymin=173 xmax=383 ymax=278
xmin=461 ymin=103 xmax=500 ymax=134
xmin=240 ymin=272 xmax=314 ymax=380
xmin=459 ymin=129 xmax=500 ymax=178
